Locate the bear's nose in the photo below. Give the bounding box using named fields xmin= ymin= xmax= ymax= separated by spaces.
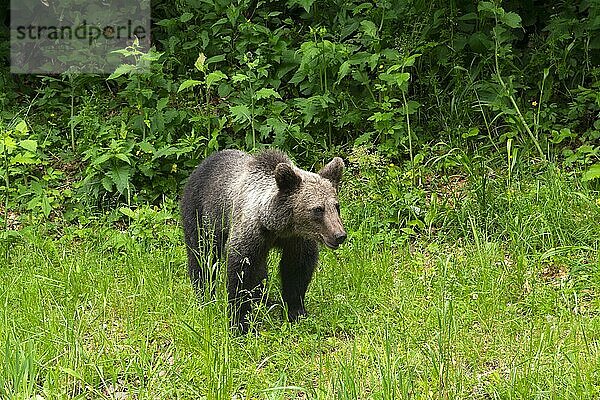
xmin=335 ymin=232 xmax=347 ymax=245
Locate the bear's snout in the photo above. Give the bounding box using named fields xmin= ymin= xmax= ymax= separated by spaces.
xmin=322 ymin=227 xmax=347 ymax=249
xmin=334 ymin=231 xmax=347 ymax=245
xmin=321 ymin=207 xmax=346 ymax=249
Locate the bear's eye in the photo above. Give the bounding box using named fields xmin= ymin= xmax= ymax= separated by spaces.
xmin=312 ymin=206 xmax=325 ymax=217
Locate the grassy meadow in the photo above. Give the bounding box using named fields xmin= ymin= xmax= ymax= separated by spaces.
xmin=3 ymin=0 xmax=599 ymax=398
xmin=2 ymin=162 xmax=600 ymax=399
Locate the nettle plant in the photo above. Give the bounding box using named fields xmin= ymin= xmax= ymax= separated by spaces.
xmin=77 ymin=41 xmax=204 ymax=207
xmin=1 ymin=120 xmax=66 ymax=219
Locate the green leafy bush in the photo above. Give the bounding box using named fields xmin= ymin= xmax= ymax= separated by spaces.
xmin=1 ymin=0 xmax=598 ymax=217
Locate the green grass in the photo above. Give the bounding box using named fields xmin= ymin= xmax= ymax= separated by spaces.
xmin=2 ymin=165 xmax=600 ymax=399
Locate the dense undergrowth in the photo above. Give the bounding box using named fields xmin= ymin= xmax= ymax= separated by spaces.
xmin=1 ymin=0 xmax=600 ymax=223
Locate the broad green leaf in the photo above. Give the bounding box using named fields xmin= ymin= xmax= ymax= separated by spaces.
xmin=152 ymin=145 xmax=179 ymax=161
xmin=353 ymin=3 xmax=373 ymax=15
xmin=368 ymin=111 xmax=393 ymax=122
xmin=500 ymin=12 xmax=522 ymax=28
xmin=300 ymin=0 xmax=315 ymax=12
xmin=381 ymin=48 xmax=401 ymax=60
xmin=267 ymin=118 xmax=288 ymax=135
xmin=205 ymin=71 xmax=227 ymax=88
xmin=1 ymin=136 xmax=17 ymax=153
xmin=387 ymin=64 xmax=402 ymax=74
xmin=25 ymin=192 xmax=52 ymax=217
xmin=211 ymin=18 xmax=229 ymax=28
xmin=232 ymin=74 xmax=249 ymax=83
xmin=289 ymin=68 xmax=306 ymax=85
xmin=138 ymin=141 xmax=155 ymax=153
xmin=360 ymin=20 xmax=378 ymax=38
xmin=218 ymin=82 xmax=233 ymax=97
xmin=401 ymin=227 xmax=416 ymax=235
xmin=462 ymin=127 xmax=480 ymax=139
xmin=577 ymin=144 xmax=595 ymax=153
xmin=155 ymin=18 xmax=176 ymax=28
xmin=11 ymin=153 xmax=37 ymax=164
xmin=338 ymin=61 xmax=351 ymax=81
xmin=108 ymin=165 xmax=131 ymax=194
xmin=114 ymin=153 xmax=131 ymax=164
xmin=101 ymin=176 xmax=114 ymax=192
xmin=582 ymin=164 xmax=600 ymax=182
xmin=402 ymin=53 xmax=421 ymax=68
xmin=295 ymin=97 xmax=318 ymax=127
xmin=478 ymin=1 xmax=498 ymax=14
xmin=26 ymin=196 xmax=39 ymax=211
xmin=368 ymin=53 xmax=380 ymax=69
xmin=119 ymin=206 xmax=136 ymax=218
xmin=14 ymin=120 xmax=28 ymax=135
xmin=458 ymin=12 xmax=478 ymax=21
xmin=354 ymin=132 xmax=372 ymax=146
xmin=178 ymin=79 xmax=203 ymax=93
xmin=395 ymin=72 xmax=410 ymax=87
xmin=469 ymin=32 xmax=494 ymax=52
xmin=290 ymin=129 xmax=314 ymax=143
xmin=550 ymin=128 xmax=574 ymax=144
xmin=492 ymin=26 xmax=508 ymax=43
xmin=180 ymin=12 xmax=194 ymax=23
xmin=206 ymin=54 xmax=226 ymax=66
xmin=379 ymin=71 xmax=410 ymax=87
xmin=414 ymin=153 xmax=425 ymax=164
xmin=40 ymin=195 xmax=52 ymax=217
xmin=157 ymin=97 xmax=169 ymax=111
xmin=91 ymin=153 xmax=113 ymax=166
xmin=108 ymin=64 xmax=136 ymax=80
xmin=402 ymin=100 xmax=420 ymax=115
xmin=229 ymin=105 xmax=252 ymax=123
xmin=255 ymin=88 xmax=282 ymax=100
xmin=140 ymin=49 xmax=163 ymax=63
xmin=18 ymin=139 xmax=37 ymax=153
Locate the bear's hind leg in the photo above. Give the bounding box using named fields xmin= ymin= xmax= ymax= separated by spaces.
xmin=226 ymin=234 xmax=269 ymax=333
xmin=279 ymin=238 xmax=319 ymax=322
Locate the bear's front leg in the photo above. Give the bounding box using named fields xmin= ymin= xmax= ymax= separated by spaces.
xmin=226 ymin=232 xmax=269 ymax=333
xmin=279 ymin=238 xmax=319 ymax=322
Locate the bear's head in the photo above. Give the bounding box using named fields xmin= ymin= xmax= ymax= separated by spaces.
xmin=275 ymin=158 xmax=347 ymax=249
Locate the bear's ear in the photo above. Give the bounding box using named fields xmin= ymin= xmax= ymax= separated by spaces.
xmin=275 ymin=163 xmax=301 ymax=192
xmin=318 ymin=157 xmax=344 ymax=189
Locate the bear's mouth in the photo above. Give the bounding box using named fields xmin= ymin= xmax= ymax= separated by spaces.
xmin=321 ymin=235 xmax=340 ymax=250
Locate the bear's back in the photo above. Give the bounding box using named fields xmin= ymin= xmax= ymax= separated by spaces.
xmin=249 ymin=149 xmax=291 ymax=176
xmin=182 ymin=149 xmax=294 ymax=228
xmin=182 ymin=150 xmax=247 ymax=221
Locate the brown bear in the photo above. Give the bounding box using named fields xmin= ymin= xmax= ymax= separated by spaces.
xmin=181 ymin=149 xmax=346 ymax=332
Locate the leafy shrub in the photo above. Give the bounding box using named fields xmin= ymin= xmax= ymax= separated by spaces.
xmin=2 ymin=0 xmax=599 ymax=217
